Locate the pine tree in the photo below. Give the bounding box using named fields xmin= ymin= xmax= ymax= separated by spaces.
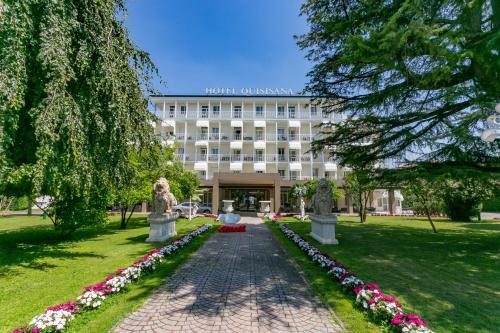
xmin=298 ymin=0 xmax=500 ymax=172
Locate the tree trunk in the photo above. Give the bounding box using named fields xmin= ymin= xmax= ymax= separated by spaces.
xmin=120 ymin=206 xmax=127 ymax=229
xmin=126 ymin=203 xmax=139 ymax=227
xmin=27 ymin=197 xmax=32 ymax=216
xmin=358 ymin=192 xmax=364 ymax=223
xmin=425 ymin=207 xmax=437 ymax=233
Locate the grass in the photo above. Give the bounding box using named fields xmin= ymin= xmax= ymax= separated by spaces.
xmin=0 ymin=214 xmax=218 ymax=332
xmin=267 ymin=216 xmax=500 ymax=333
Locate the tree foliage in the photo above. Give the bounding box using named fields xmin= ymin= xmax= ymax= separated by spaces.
xmin=290 ymin=178 xmax=343 ymax=204
xmin=344 ymin=168 xmax=377 ymax=223
xmin=439 ymin=177 xmax=497 ymax=221
xmin=298 ymin=0 xmax=500 ymax=171
xmin=113 ymin=143 xmax=173 ymax=229
xmin=379 ymin=163 xmax=499 ymax=222
xmin=0 ymin=0 xmax=159 ymax=235
xmin=402 ymin=179 xmax=443 ymax=232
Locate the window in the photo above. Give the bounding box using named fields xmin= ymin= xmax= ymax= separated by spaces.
xmin=278 ymin=148 xmax=285 ymax=161
xmin=313 ymin=168 xmax=319 ymax=178
xmin=322 ymin=110 xmax=328 ymax=118
xmin=278 ymin=169 xmax=285 ymax=179
xmin=201 ymin=105 xmax=209 ymax=118
xmin=288 ymin=106 xmax=296 ymax=119
xmin=200 ymin=127 xmax=208 ymax=140
xmin=211 ymin=127 xmax=219 ymax=140
xmin=289 ymin=129 xmax=297 ymax=141
xmin=277 ymin=105 xmax=285 ymax=117
xmin=212 ymin=105 xmax=220 ymax=116
xmin=311 ymin=106 xmax=317 ymax=116
xmin=255 ymin=128 xmax=264 ymax=140
xmin=255 ymin=149 xmax=264 ymax=161
xmin=277 ymin=128 xmax=286 ymax=141
xmin=210 ymin=148 xmax=219 ymax=161
xmin=169 ymin=105 xmax=175 ymax=118
xmin=232 ymin=149 xmax=241 ymax=161
xmin=289 ymin=171 xmax=299 ymax=180
xmin=199 ymin=147 xmax=207 ymax=160
xmin=233 ymin=128 xmax=242 ymax=140
xmin=180 ymin=105 xmax=186 ymax=115
xmin=289 ymin=150 xmax=297 ymax=162
xmin=255 ymin=105 xmax=264 ymax=117
xmin=233 ymin=106 xmax=242 ymax=118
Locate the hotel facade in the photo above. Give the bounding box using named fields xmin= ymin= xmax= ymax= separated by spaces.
xmin=150 ymin=93 xmax=403 ymax=214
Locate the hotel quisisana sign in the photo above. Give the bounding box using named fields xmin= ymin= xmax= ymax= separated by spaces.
xmin=205 ymin=87 xmax=294 ymax=96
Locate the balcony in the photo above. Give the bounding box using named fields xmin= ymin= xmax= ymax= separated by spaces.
xmin=154 ymin=106 xmax=340 ymax=121
xmin=208 ymin=154 xmax=219 ymax=162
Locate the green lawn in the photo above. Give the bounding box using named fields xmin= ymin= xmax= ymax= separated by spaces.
xmin=0 ymin=214 xmax=218 ymax=332
xmin=267 ymin=216 xmax=500 ymax=333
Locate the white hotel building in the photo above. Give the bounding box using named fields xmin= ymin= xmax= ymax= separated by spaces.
xmin=150 ymin=93 xmax=403 ymax=214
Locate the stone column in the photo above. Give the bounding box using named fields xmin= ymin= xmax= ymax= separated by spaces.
xmin=388 ymin=189 xmax=397 ymax=215
xmin=346 ymin=197 xmax=354 ymax=214
xmin=212 ymin=183 xmax=219 ymax=213
xmin=274 ymin=183 xmax=281 ymax=213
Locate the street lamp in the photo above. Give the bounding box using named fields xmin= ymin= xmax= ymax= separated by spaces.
xmin=481 ymin=104 xmax=500 ymax=142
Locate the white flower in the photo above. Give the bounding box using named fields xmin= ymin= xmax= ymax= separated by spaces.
xmin=76 ymin=290 xmax=106 ymax=309
xmin=29 ymin=309 xmax=74 ymax=331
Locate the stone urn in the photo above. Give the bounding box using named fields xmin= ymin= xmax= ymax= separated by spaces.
xmin=219 ymin=200 xmax=241 ymax=225
xmin=259 ymin=200 xmax=271 ymax=213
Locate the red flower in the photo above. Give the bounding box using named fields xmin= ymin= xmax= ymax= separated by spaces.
xmin=218 ymin=225 xmax=246 ymax=232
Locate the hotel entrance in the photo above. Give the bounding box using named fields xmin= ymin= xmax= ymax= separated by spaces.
xmin=228 ymin=189 xmax=270 ymax=212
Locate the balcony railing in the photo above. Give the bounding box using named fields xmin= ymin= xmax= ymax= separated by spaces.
xmin=175 ymin=153 xmax=337 ymax=164
xmin=154 ymin=108 xmax=339 ymax=121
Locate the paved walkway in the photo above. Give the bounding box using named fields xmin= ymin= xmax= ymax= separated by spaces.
xmin=115 ymin=217 xmax=343 ymax=333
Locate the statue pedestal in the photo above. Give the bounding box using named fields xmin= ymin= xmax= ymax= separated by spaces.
xmin=310 ymin=214 xmax=339 ymax=245
xmin=146 ymin=213 xmax=177 ymax=242
xmin=259 ymin=200 xmax=271 ymax=213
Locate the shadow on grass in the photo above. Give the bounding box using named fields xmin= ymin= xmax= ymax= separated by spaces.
xmin=281 ymin=219 xmax=500 ymax=332
xmin=0 ymin=216 xmax=148 ymax=277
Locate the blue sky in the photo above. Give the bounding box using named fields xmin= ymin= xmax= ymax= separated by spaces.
xmin=126 ymin=0 xmax=310 ymax=94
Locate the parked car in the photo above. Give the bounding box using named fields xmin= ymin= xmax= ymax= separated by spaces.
xmin=173 ymin=202 xmax=212 ymax=215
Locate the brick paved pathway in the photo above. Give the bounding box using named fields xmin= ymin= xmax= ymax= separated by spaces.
xmin=115 ymin=217 xmax=343 ymax=333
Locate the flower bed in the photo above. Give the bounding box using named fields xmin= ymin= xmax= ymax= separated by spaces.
xmin=11 ymin=224 xmax=212 ymax=333
xmin=218 ymin=224 xmax=246 ymax=232
xmin=265 ymin=213 xmax=284 ymax=222
xmin=279 ymin=224 xmax=434 ymax=333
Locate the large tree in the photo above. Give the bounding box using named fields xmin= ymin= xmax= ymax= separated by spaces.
xmin=298 ymin=0 xmax=500 ymax=171
xmin=0 ymin=1 xmax=158 ymax=235
xmin=113 ymin=143 xmax=200 ymax=229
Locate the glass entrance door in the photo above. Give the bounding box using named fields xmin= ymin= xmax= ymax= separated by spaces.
xmin=228 ymin=189 xmax=270 ymax=212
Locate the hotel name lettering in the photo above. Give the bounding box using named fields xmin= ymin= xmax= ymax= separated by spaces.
xmin=205 ymin=87 xmax=294 ymax=96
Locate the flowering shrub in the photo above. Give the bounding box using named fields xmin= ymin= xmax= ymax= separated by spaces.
xmin=278 ymin=223 xmax=434 ymax=333
xmin=218 ymin=224 xmax=246 ymax=232
xmin=391 ymin=312 xmax=431 ymax=333
xmin=76 ymin=291 xmax=106 ymax=309
xmin=11 ymin=224 xmax=212 ymax=333
xmin=265 ymin=213 xmax=283 ymax=222
xmin=29 ymin=310 xmax=74 ymax=332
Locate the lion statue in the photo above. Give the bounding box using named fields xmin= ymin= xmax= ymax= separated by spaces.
xmin=311 ymin=178 xmax=333 ymax=215
xmin=151 ymin=177 xmax=177 ymax=215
